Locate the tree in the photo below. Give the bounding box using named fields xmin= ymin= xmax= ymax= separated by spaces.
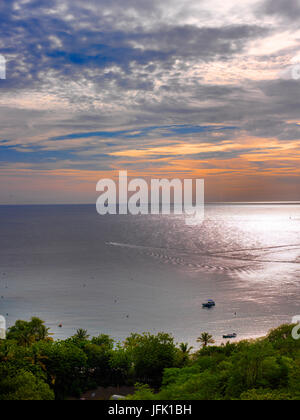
xmin=179 ymin=343 xmax=193 ymax=355
xmin=29 ymin=317 xmax=50 ymax=341
xmin=267 ymin=324 xmax=300 ymax=356
xmin=83 ymin=342 xmax=114 ymax=387
xmin=225 ymin=342 xmax=279 ymax=398
xmin=240 ymin=388 xmax=292 ymax=400
xmin=27 ymin=344 xmax=49 ymax=373
xmin=178 ymin=343 xmax=193 ymax=366
xmin=0 ymin=370 xmax=54 ymax=400
xmin=37 ymin=341 xmax=88 ymax=399
xmin=74 ymin=329 xmax=90 ymax=341
xmin=160 ymin=369 xmax=222 ymax=400
xmin=124 ymin=332 xmax=178 ymax=387
xmin=109 ymin=345 xmax=132 ymax=386
xmin=91 ymin=334 xmax=114 ymax=350
xmin=129 ymin=369 xmax=222 ymax=400
xmin=127 ymin=384 xmax=156 ymax=400
xmin=267 ymin=324 xmax=293 ymax=343
xmin=2 ymin=320 xmax=300 ymax=400
xmin=7 ymin=318 xmax=50 ymax=347
xmin=197 ymin=333 xmax=215 ymax=348
xmin=7 ymin=321 xmax=35 ymax=347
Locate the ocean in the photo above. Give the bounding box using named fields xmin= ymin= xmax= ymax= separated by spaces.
xmin=0 ymin=203 xmax=299 ymax=346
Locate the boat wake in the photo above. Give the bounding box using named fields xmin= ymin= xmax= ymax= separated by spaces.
xmin=106 ymin=242 xmax=257 ymax=274
xmin=106 ymin=241 xmax=300 ymax=275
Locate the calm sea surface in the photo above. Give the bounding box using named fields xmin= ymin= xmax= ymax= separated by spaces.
xmin=0 ymin=204 xmax=299 ymax=345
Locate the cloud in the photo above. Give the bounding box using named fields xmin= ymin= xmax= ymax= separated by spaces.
xmin=0 ymin=0 xmax=300 ymax=202
xmin=259 ymin=0 xmax=300 ymax=21
xmin=49 ymin=124 xmax=237 ymax=141
xmin=0 ymin=0 xmax=269 ymax=93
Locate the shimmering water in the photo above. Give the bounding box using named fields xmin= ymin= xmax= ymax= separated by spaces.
xmin=0 ymin=204 xmax=299 ymax=345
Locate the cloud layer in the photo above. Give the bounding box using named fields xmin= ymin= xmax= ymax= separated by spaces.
xmin=0 ymin=0 xmax=300 ymax=203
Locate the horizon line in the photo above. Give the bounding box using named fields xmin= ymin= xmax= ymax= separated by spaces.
xmin=0 ymin=201 xmax=299 ymax=206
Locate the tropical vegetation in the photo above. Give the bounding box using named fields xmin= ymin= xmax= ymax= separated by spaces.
xmin=0 ymin=319 xmax=300 ymax=400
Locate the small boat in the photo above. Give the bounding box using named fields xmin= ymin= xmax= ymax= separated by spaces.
xmin=202 ymin=299 xmax=216 ymax=308
xmin=223 ymin=333 xmax=237 ymax=339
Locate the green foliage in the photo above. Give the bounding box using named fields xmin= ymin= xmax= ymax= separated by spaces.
xmin=73 ymin=329 xmax=90 ymax=341
xmin=288 ymin=357 xmax=300 ymax=397
xmin=91 ymin=334 xmax=114 ymax=350
xmin=129 ymin=325 xmax=300 ymax=400
xmin=36 ymin=340 xmax=88 ymax=399
xmin=2 ymin=319 xmax=300 ymax=400
xmin=6 ymin=317 xmax=50 ymax=347
xmin=127 ymin=384 xmax=157 ymax=400
xmin=109 ymin=345 xmax=132 ymax=384
xmin=0 ymin=371 xmax=54 ymax=400
xmin=225 ymin=341 xmax=288 ymax=398
xmin=178 ymin=343 xmax=194 ymax=366
xmin=197 ymin=332 xmax=215 ymax=348
xmin=240 ymin=388 xmax=293 ymax=400
xmin=124 ymin=332 xmax=179 ymax=387
xmin=159 ymin=369 xmax=222 ymax=400
xmin=267 ymin=324 xmax=300 ymax=356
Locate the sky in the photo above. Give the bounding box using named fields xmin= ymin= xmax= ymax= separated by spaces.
xmin=0 ymin=0 xmax=300 ymax=203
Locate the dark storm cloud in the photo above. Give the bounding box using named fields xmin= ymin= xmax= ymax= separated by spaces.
xmin=259 ymin=0 xmax=300 ymax=21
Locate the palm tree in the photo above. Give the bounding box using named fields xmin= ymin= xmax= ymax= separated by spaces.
xmin=74 ymin=329 xmax=90 ymax=341
xmin=179 ymin=342 xmax=193 ymax=355
xmin=30 ymin=317 xmax=50 ymax=341
xmin=7 ymin=318 xmax=50 ymax=346
xmin=7 ymin=320 xmax=35 ymax=347
xmin=197 ymin=332 xmax=215 ymax=348
xmin=179 ymin=342 xmax=194 ymax=364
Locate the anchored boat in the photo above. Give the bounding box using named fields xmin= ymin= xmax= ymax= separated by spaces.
xmin=223 ymin=333 xmax=237 ymax=339
xmin=202 ymin=299 xmax=216 ymax=308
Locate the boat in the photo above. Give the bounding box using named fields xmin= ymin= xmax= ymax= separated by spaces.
xmin=223 ymin=333 xmax=237 ymax=339
xmin=202 ymin=299 xmax=216 ymax=308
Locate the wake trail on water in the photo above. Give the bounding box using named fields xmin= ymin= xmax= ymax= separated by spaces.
xmin=106 ymin=242 xmax=263 ymax=274
xmin=106 ymin=241 xmax=300 ymax=262
xmin=106 ymin=241 xmax=300 ymax=275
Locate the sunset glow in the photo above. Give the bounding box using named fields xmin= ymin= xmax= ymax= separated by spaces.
xmin=0 ymin=0 xmax=300 ymax=203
